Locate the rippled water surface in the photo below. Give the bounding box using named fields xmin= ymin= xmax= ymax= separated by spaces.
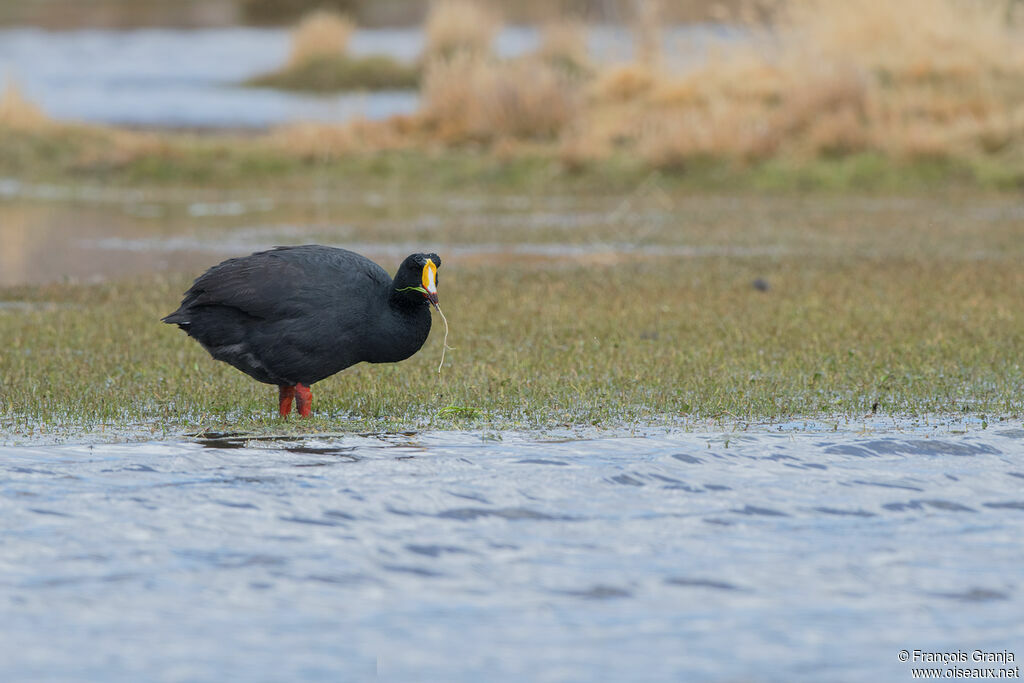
xmin=3 ymin=424 xmax=1023 ymax=681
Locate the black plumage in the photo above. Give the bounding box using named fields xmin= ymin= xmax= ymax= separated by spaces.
xmin=163 ymin=245 xmax=441 ymax=416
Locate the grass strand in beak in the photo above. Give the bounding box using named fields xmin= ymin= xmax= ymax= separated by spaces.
xmin=433 ymin=302 xmax=452 ymax=373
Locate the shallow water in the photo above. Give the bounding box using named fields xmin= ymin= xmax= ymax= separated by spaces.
xmin=2 ymin=423 xmax=1023 ymax=681
xmin=0 ymin=25 xmax=735 ymax=128
xmin=0 ymin=27 xmax=418 ymax=127
xmin=2 ymin=188 xmax=1022 ymax=287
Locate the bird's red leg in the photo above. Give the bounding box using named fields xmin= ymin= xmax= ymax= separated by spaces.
xmin=278 ymin=384 xmax=295 ymax=417
xmin=295 ymin=383 xmax=312 ymax=418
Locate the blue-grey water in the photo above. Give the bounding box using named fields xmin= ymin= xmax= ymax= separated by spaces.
xmin=0 ymin=25 xmax=738 ymax=128
xmin=3 ymin=423 xmax=1023 ymax=681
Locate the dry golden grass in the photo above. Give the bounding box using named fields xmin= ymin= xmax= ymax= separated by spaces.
xmin=572 ymin=0 xmax=1024 ymax=166
xmin=286 ymin=9 xmax=354 ymax=67
xmin=419 ymin=53 xmax=578 ymax=142
xmin=632 ymin=0 xmax=664 ymax=67
xmin=391 ymin=0 xmax=1023 ymax=167
xmin=593 ymin=63 xmax=656 ymax=101
xmin=266 ymin=117 xmax=418 ymax=159
xmin=784 ymin=0 xmax=1021 ymax=81
xmin=538 ymin=19 xmax=589 ymax=67
xmin=424 ymin=0 xmax=500 ymax=60
xmin=0 ymin=79 xmax=50 ymax=130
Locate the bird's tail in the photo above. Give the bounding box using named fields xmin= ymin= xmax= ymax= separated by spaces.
xmin=161 ymin=310 xmax=190 ymax=328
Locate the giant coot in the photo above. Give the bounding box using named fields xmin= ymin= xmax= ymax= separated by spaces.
xmin=163 ymin=245 xmax=441 ymax=417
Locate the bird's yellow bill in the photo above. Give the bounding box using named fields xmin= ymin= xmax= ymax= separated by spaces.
xmin=422 ymin=259 xmax=437 ymax=294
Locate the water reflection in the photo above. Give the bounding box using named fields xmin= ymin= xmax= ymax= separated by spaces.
xmin=0 ymin=201 xmax=194 ymax=285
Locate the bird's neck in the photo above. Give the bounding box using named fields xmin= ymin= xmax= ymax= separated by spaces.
xmin=367 ymin=299 xmax=431 ymax=364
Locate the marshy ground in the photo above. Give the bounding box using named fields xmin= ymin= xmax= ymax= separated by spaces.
xmin=2 ymin=164 xmax=1021 ymax=441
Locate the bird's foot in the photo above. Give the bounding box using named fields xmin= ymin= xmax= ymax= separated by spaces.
xmin=295 ymin=383 xmax=312 ymax=418
xmin=279 ymin=384 xmax=295 ymax=417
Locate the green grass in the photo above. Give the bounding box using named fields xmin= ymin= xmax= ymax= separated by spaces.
xmin=2 ymin=245 xmax=1022 ymax=440
xmin=2 ymin=124 xmax=1023 ymax=194
xmin=245 ymin=54 xmax=420 ymax=92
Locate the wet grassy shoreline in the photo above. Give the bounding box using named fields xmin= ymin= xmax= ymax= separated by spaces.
xmin=2 ymin=204 xmax=1022 ymax=439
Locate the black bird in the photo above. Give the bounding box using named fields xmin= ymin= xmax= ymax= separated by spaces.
xmin=163 ymin=245 xmax=441 ymax=417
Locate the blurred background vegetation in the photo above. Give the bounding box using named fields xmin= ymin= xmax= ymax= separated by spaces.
xmin=0 ymin=0 xmax=746 ymax=28
xmin=2 ymin=0 xmax=1021 ymax=186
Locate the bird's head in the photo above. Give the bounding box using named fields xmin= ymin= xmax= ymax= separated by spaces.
xmin=394 ymin=253 xmax=441 ymax=307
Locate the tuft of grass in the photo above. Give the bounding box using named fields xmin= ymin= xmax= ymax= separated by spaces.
xmin=286 ymin=10 xmax=354 ymax=68
xmin=0 ymin=78 xmax=51 ymax=130
xmin=245 ymin=9 xmax=417 ymax=92
xmin=537 ymin=19 xmax=591 ymax=75
xmin=419 ymin=54 xmax=580 ymax=143
xmin=632 ymin=0 xmax=663 ymax=68
xmin=438 ymin=405 xmax=483 ymax=419
xmin=592 ymin=63 xmax=655 ymax=101
xmin=246 ymin=54 xmax=419 ymax=92
xmin=424 ymin=0 xmax=501 ymax=60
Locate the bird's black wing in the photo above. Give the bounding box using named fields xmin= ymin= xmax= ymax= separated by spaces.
xmin=164 ymin=246 xmax=389 ymax=325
